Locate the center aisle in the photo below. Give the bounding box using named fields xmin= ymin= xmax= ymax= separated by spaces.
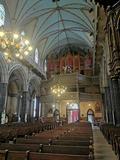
xmin=93 ymin=126 xmax=117 ymax=160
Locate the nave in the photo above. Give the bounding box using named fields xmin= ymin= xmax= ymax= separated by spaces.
xmin=0 ymin=121 xmax=93 ymax=160
xmin=0 ymin=120 xmax=118 ymax=160
xmin=0 ymin=0 xmax=120 ymax=160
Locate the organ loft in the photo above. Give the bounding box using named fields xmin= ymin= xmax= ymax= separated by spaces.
xmin=0 ymin=0 xmax=119 ymax=160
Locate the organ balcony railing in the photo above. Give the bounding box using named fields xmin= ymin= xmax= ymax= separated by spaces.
xmin=41 ymin=73 xmax=99 ymax=88
xmin=40 ymin=92 xmax=79 ymax=102
xmin=79 ymin=92 xmax=101 ymax=101
xmin=40 ymin=91 xmax=101 ymax=103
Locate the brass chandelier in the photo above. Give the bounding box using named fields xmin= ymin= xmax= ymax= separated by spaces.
xmin=51 ymin=84 xmax=67 ymax=97
xmin=0 ymin=28 xmax=32 ymax=62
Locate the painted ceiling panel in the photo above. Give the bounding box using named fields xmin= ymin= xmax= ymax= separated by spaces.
xmin=3 ymin=0 xmax=96 ymax=61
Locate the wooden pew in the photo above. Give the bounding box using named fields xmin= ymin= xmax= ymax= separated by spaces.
xmin=29 ymin=132 xmax=93 ymax=141
xmin=0 ymin=121 xmax=59 ymax=143
xmin=0 ymin=143 xmax=40 ymax=152
xmin=29 ymin=152 xmax=93 ymax=160
xmin=38 ymin=144 xmax=93 ymax=155
xmin=0 ymin=143 xmax=93 ymax=155
xmin=14 ymin=138 xmax=93 ymax=146
xmin=0 ymin=122 xmax=94 ymax=159
xmin=0 ymin=150 xmax=93 ymax=160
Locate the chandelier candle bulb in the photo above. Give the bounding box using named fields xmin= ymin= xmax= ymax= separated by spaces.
xmin=28 ymin=46 xmax=32 ymax=51
xmin=15 ymin=53 xmax=20 ymax=57
xmin=0 ymin=32 xmax=4 ymax=37
xmin=24 ymin=51 xmax=29 ymax=55
xmin=13 ymin=34 xmax=19 ymax=39
xmin=4 ymin=52 xmax=8 ymax=56
xmin=25 ymin=40 xmax=29 ymax=45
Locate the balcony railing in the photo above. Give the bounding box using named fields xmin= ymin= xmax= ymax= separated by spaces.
xmin=40 ymin=91 xmax=79 ymax=102
xmin=78 ymin=74 xmax=99 ymax=85
xmin=80 ymin=92 xmax=101 ymax=101
xmin=41 ymin=73 xmax=99 ymax=88
xmin=40 ymin=91 xmax=101 ymax=103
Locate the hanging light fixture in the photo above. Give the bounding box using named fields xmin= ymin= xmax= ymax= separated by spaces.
xmin=0 ymin=27 xmax=32 ymax=62
xmin=51 ymin=83 xmax=67 ymax=97
xmin=51 ymin=4 xmax=67 ymax=97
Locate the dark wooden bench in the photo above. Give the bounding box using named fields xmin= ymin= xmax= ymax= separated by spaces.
xmin=0 ymin=122 xmax=94 ymax=159
xmin=15 ymin=138 xmax=93 ymax=146
xmin=0 ymin=143 xmax=93 ymax=155
xmin=0 ymin=150 xmax=93 ymax=160
xmin=29 ymin=133 xmax=93 ymax=141
xmin=59 ymin=136 xmax=92 ymax=141
xmin=39 ymin=144 xmax=93 ymax=155
xmin=0 ymin=121 xmax=59 ymax=142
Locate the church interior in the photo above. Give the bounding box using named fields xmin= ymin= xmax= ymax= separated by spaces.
xmin=0 ymin=0 xmax=119 ymax=159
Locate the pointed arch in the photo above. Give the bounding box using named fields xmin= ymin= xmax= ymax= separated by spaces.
xmin=8 ymin=64 xmax=27 ymax=91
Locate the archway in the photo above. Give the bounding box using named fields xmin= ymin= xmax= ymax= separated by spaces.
xmin=66 ymin=103 xmax=79 ymax=124
xmin=28 ymin=78 xmax=40 ymax=122
xmin=6 ymin=66 xmax=27 ymax=122
xmin=53 ymin=109 xmax=60 ymax=122
xmin=87 ymin=109 xmax=94 ymax=124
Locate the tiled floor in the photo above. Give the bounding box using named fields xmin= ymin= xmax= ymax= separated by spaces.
xmin=93 ymin=126 xmax=117 ymax=160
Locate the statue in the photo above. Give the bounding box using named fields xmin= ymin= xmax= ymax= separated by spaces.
xmin=1 ymin=110 xmax=6 ymax=124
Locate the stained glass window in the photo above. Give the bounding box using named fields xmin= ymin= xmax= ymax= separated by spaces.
xmin=0 ymin=4 xmax=5 ymax=26
xmin=44 ymin=59 xmax=47 ymax=72
xmin=35 ymin=48 xmax=39 ymax=64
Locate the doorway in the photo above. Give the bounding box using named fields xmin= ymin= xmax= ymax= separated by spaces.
xmin=87 ymin=109 xmax=94 ymax=124
xmin=67 ymin=103 xmax=79 ymax=123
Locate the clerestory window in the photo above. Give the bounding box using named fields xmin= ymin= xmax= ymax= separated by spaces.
xmin=0 ymin=4 xmax=5 ymax=26
xmin=35 ymin=48 xmax=39 ymax=64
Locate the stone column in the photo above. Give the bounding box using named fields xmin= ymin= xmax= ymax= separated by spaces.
xmin=16 ymin=93 xmax=22 ymax=119
xmin=108 ymin=79 xmax=116 ymax=125
xmin=17 ymin=95 xmax=20 ymax=115
xmin=102 ymin=93 xmax=107 ymax=122
xmin=0 ymin=83 xmax=7 ymax=123
xmin=36 ymin=96 xmax=40 ymax=120
xmin=104 ymin=88 xmax=109 ymax=123
xmin=41 ymin=103 xmax=45 ymax=117
xmin=101 ymin=93 xmax=106 ymax=122
xmin=21 ymin=91 xmax=28 ymax=122
xmin=105 ymin=87 xmax=113 ymax=124
xmin=27 ymin=96 xmax=32 ymax=122
xmin=112 ymin=78 xmax=120 ymax=126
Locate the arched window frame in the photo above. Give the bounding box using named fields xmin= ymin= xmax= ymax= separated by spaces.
xmin=34 ymin=48 xmax=39 ymax=64
xmin=0 ymin=4 xmax=5 ymax=26
xmin=44 ymin=59 xmax=47 ymax=72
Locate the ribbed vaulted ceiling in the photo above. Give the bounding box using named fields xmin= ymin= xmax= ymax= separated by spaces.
xmin=1 ymin=0 xmax=96 ymax=61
